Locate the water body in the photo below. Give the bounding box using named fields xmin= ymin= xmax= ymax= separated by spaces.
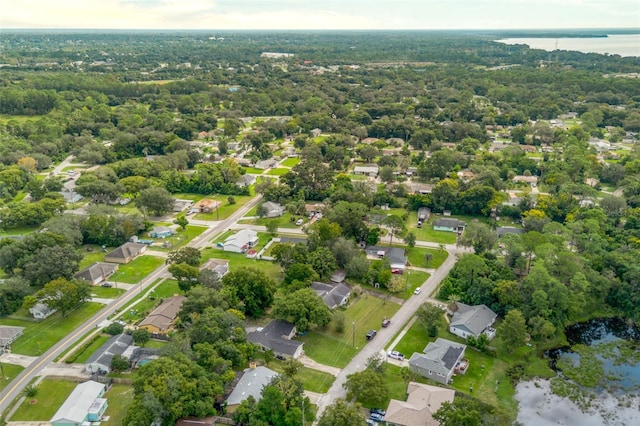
xmin=516 ymin=318 xmax=640 ymax=426
xmin=496 ymin=34 xmax=640 ymax=57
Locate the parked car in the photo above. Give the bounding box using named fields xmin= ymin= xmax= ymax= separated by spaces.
xmin=391 ymin=268 xmax=403 ymax=274
xmin=387 ymin=350 xmax=405 ymax=361
xmin=370 ymin=413 xmax=385 ymax=422
xmin=101 ymin=282 xmax=113 ymax=287
xmin=366 ymin=330 xmax=377 ymax=340
xmin=370 ymin=408 xmax=386 ymax=416
xmin=414 ymin=287 xmax=421 ymax=295
xmin=382 ymin=318 xmax=390 ymax=327
xmin=295 ymin=218 xmax=304 ymax=226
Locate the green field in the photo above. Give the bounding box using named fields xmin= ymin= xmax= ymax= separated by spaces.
xmin=0 ymin=364 xmax=24 ymax=392
xmin=90 ymin=286 xmax=126 ymax=298
xmin=120 ymin=279 xmax=182 ymax=324
xmin=147 ymin=225 xmax=207 ymax=251
xmin=406 ymin=212 xmax=457 ymax=244
xmin=193 ymin=194 xmax=256 ymax=220
xmin=111 ymin=255 xmax=164 ymax=284
xmin=267 ymin=359 xmax=335 ymax=393
xmin=103 ymin=385 xmax=135 ymax=425
xmin=266 ymin=167 xmax=290 ymax=176
xmin=0 ymin=225 xmax=38 ymax=237
xmin=1 ymin=303 xmax=104 ymax=356
xmin=78 ymin=247 xmax=108 ymax=269
xmin=10 ymin=379 xmax=77 ymax=421
xmin=70 ymin=334 xmax=111 ymax=363
xmin=280 ymin=157 xmax=300 ymax=167
xmin=199 ymin=249 xmax=282 ymax=281
xmin=238 ymin=212 xmax=304 ymax=229
xmin=406 ymin=247 xmax=448 ymax=269
xmin=301 ymin=295 xmax=401 ymax=368
xmin=241 ymin=167 xmax=265 ymax=174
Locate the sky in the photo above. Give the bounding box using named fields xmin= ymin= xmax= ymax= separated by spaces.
xmin=1 ymin=0 xmax=639 ymax=30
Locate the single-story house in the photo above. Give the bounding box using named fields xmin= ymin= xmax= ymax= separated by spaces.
xmin=496 ymin=226 xmax=525 ymax=237
xmin=200 ymin=258 xmax=230 ymax=279
xmin=361 ymin=137 xmax=380 ymax=145
xmin=193 ymin=199 xmax=221 ymax=213
xmin=406 ymin=167 xmax=417 ymax=176
xmin=85 ymin=333 xmax=134 ymax=374
xmin=149 ymin=226 xmax=175 ymax=239
xmin=433 ymin=218 xmax=465 ymax=233
xmin=226 ymin=366 xmax=279 ymax=413
xmin=408 ymin=338 xmax=467 ymax=385
xmin=247 ymin=320 xmax=304 ymax=359
xmin=29 ymin=303 xmax=57 ymax=320
xmin=353 ymin=165 xmax=379 ymax=177
xmin=104 ymin=242 xmax=147 ymax=264
xmin=50 ymin=380 xmax=108 ymax=426
xmin=407 ymin=183 xmax=433 ymax=194
xmin=138 ymin=295 xmax=187 ymax=335
xmin=329 ymin=270 xmax=346 ymax=283
xmin=0 ymin=326 xmax=24 ymax=349
xmin=457 ymin=170 xmax=475 ymax=181
xmin=173 ymin=199 xmax=193 ymax=213
xmin=385 ymin=382 xmax=455 ymax=426
xmin=311 ymin=282 xmax=351 ymax=309
xmin=365 ymin=246 xmax=408 ymax=271
xmin=255 ymin=159 xmax=277 ymax=170
xmin=223 ymin=229 xmax=259 ymax=253
xmin=74 ymin=262 xmax=118 ymax=285
xmin=260 ymin=201 xmax=285 ymax=218
xmin=236 ymin=174 xmax=257 ymax=188
xmin=449 ymin=303 xmax=497 ymax=340
xmin=512 ymin=175 xmax=538 ymax=186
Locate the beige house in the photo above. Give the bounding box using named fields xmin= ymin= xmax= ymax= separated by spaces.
xmin=139 ymin=295 xmax=186 ymax=335
xmin=385 ymin=382 xmax=455 ymax=426
xmin=104 ymin=243 xmax=147 ymax=264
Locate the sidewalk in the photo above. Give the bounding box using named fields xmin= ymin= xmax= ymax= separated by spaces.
xmin=0 ymin=353 xmax=37 ymax=368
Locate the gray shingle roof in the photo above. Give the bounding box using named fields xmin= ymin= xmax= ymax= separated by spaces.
xmin=433 ymin=218 xmax=463 ymax=228
xmin=74 ymin=262 xmax=118 ymax=283
xmin=86 ymin=334 xmax=133 ymax=370
xmin=247 ymin=320 xmax=302 ymax=356
xmin=311 ymin=282 xmax=351 ymax=309
xmin=449 ymin=303 xmax=497 ymax=337
xmin=409 ymin=338 xmax=466 ymax=377
xmin=226 ymin=366 xmax=278 ymax=406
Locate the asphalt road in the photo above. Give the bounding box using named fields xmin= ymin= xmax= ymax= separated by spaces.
xmin=312 ymin=247 xmax=464 ymax=419
xmin=0 ymin=194 xmax=262 ymax=416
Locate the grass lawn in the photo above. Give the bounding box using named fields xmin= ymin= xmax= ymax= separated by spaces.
xmin=78 ymin=246 xmax=107 ymax=269
xmin=266 ymin=168 xmax=290 ymax=176
xmin=90 ymin=286 xmax=126 ymax=298
xmin=111 ymin=255 xmax=164 ymax=284
xmin=0 ymin=225 xmax=38 ymax=237
xmin=406 ymin=247 xmax=448 ymax=269
xmin=2 ymin=303 xmax=104 ymax=356
xmin=145 ymin=339 xmax=169 ymax=349
xmin=406 ymin=212 xmax=457 ymax=244
xmin=10 ymin=379 xmax=76 ymax=421
xmin=239 ymin=212 xmax=303 ymax=229
xmin=194 ymin=194 xmax=255 ymax=221
xmin=213 ymin=230 xmax=235 ymax=244
xmin=199 ymin=249 xmax=282 ymax=281
xmin=301 ymin=295 xmax=401 ymax=368
xmin=102 ymin=385 xmax=135 ymax=425
xmin=148 ymin=225 xmax=207 ymax=251
xmin=281 ymin=157 xmax=300 ymax=167
xmin=241 ymin=167 xmax=265 ymax=174
xmin=121 ymin=279 xmax=182 ymax=324
xmin=0 ymin=364 xmax=24 ymax=392
xmin=71 ymin=334 xmax=111 ymax=363
xmin=172 ymin=193 xmax=207 ymax=202
xmin=267 ymin=359 xmax=335 ymax=393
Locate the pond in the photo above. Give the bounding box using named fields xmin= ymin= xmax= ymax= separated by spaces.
xmin=516 ymin=318 xmax=640 ymax=426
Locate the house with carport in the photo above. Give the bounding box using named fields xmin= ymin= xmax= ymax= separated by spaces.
xmin=223 ymin=229 xmax=259 ymax=253
xmin=85 ymin=333 xmax=134 ymax=374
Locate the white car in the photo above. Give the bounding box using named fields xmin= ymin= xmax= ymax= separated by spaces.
xmin=414 ymin=287 xmax=421 ymax=295
xmin=387 ymin=350 xmax=405 ymax=360
xmin=295 ymin=218 xmax=304 ymax=226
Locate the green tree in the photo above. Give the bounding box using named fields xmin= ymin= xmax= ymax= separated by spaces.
xmin=417 ymin=302 xmax=443 ymax=337
xmin=497 ymin=309 xmax=527 ymax=354
xmin=457 ymin=221 xmax=497 ymax=254
xmin=135 ymin=186 xmax=175 ymax=216
xmin=345 ymin=255 xmax=370 ymax=280
xmin=132 ymin=329 xmax=151 ymax=347
xmin=433 ymin=399 xmax=484 ymax=426
xmin=111 ymin=354 xmax=131 ymax=371
xmin=384 ymin=214 xmax=405 ymax=246
xmin=105 ymin=322 xmax=125 ymax=336
xmin=405 ymin=231 xmax=417 ymax=248
xmin=26 ymin=278 xmax=90 ymax=316
xmin=222 ymin=268 xmax=277 ymax=317
xmin=173 ymin=214 xmax=189 ymax=230
xmin=266 ymin=218 xmax=279 ymax=236
xmin=168 ymin=263 xmax=200 ymax=292
xmin=318 ymin=399 xmax=367 ymax=426
xmin=272 ymin=288 xmax=332 ymax=332
xmin=23 ymin=384 xmax=38 ymax=399
xmin=308 ymin=246 xmax=338 ymax=280
xmin=343 ymin=369 xmax=388 ymax=407
xmin=167 ymin=247 xmax=201 ymax=266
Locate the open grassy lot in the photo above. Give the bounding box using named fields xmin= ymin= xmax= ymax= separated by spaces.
xmin=78 ymin=246 xmax=108 ymax=269
xmin=148 ymin=225 xmax=207 ymax=251
xmin=1 ymin=303 xmax=103 ymax=356
xmin=301 ymin=294 xmax=400 ymax=368
xmin=120 ymin=279 xmax=182 ymax=324
xmin=0 ymin=225 xmax=38 ymax=237
xmin=406 ymin=247 xmax=448 ymax=269
xmin=10 ymin=379 xmax=77 ymax=421
xmin=267 ymin=359 xmax=335 ymax=393
xmin=0 ymin=364 xmax=24 ymax=392
xmin=111 ymin=255 xmax=164 ymax=284
xmin=199 ymin=249 xmax=282 ymax=281
xmin=102 ymin=384 xmax=135 ymax=425
xmin=193 ymin=194 xmax=255 ymax=221
xmin=71 ymin=333 xmax=111 ymax=363
xmin=238 ymin=212 xmax=303 ymax=229
xmin=406 ymin=212 xmax=457 ymax=244
xmin=281 ymin=157 xmax=300 ymax=167
xmin=90 ymin=286 xmax=126 ymax=298
xmin=266 ymin=167 xmax=290 ymax=176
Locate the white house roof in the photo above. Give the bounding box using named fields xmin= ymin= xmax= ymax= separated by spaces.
xmin=224 ymin=229 xmax=258 ymax=248
xmin=354 ymin=165 xmax=379 ymax=174
xmin=226 ymin=366 xmax=278 ymax=406
xmin=51 ymin=380 xmax=105 ymax=423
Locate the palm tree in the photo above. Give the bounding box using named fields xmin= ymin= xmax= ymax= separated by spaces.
xmin=447 ymin=294 xmax=461 ymax=313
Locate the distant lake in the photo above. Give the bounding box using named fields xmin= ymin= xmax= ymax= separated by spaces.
xmin=496 ymin=34 xmax=640 ymax=57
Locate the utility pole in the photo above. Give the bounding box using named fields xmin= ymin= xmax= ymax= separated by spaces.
xmin=352 ymin=320 xmax=356 ymax=347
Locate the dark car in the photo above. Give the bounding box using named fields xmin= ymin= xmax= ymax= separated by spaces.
xmin=370 ymin=412 xmax=385 ymax=422
xmin=370 ymin=408 xmax=386 ymax=417
xmin=366 ymin=330 xmax=377 ymax=340
xmin=101 ymin=282 xmax=113 ymax=287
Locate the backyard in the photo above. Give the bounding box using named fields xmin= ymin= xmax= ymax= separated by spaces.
xmin=118 ymin=279 xmax=182 ymax=324
xmin=406 ymin=212 xmax=457 ymax=244
xmin=148 ymin=225 xmax=207 ymax=251
xmin=1 ymin=303 xmax=104 ymax=356
xmin=110 ymin=255 xmax=165 ymax=284
xmin=265 ymin=167 xmax=290 ymax=176
xmin=301 ymin=294 xmax=401 ymax=368
xmin=266 ymin=359 xmax=336 ymax=393
xmin=10 ymin=379 xmax=76 ymax=421
xmin=238 ymin=212 xmax=303 ymax=229
xmin=102 ymin=384 xmax=135 ymax=425
xmin=199 ymin=249 xmax=282 ymax=281
xmin=280 ymin=157 xmax=300 ymax=167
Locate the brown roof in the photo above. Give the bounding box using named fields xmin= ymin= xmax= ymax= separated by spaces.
xmin=385 ymin=382 xmax=455 ymax=426
xmin=105 ymin=242 xmax=146 ymax=261
xmin=74 ymin=262 xmax=118 ymax=283
xmin=139 ymin=296 xmax=187 ymax=332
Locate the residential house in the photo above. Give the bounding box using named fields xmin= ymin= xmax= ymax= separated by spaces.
xmin=588 ymin=138 xmax=612 ymax=152
xmin=29 ymin=303 xmax=57 ymax=320
xmin=406 ymin=167 xmax=417 ymax=176
xmin=496 ymin=226 xmax=525 ymax=237
xmin=223 ymin=229 xmax=259 ymax=253
xmin=353 ymin=165 xmax=379 ymax=177
xmin=149 ymin=226 xmax=175 ymax=239
xmin=193 ymin=199 xmax=221 ymax=213
xmin=365 ymin=246 xmax=408 ymax=272
xmin=138 ymin=295 xmax=187 ymax=335
xmin=311 ymin=282 xmax=351 ymax=309
xmin=173 ymin=199 xmax=192 ymax=213
xmin=433 ymin=218 xmax=465 ymax=233
xmin=385 ymin=382 xmax=455 ymax=426
xmin=456 ymin=169 xmax=475 ymax=181
xmin=407 ymin=182 xmax=433 ymax=194
xmin=361 ymin=137 xmax=380 ymax=145
xmin=311 ymin=128 xmax=322 ymax=137
xmin=386 ymin=137 xmax=405 ymax=146
xmin=236 ymin=158 xmax=252 ymax=167
xmin=0 ymin=326 xmax=24 ymax=350
xmin=408 ymin=338 xmax=467 ymax=385
xmin=50 ymin=380 xmax=108 ymax=426
xmin=449 ymin=303 xmax=497 ymax=340
xmin=104 ymin=242 xmax=147 ymax=264
xmin=74 ymin=262 xmax=118 ymax=286
xmin=247 ymin=320 xmax=304 ymax=359
xmin=60 ymin=187 xmax=83 ymax=203
xmin=236 ymin=174 xmax=257 ymax=188
xmin=255 ymin=159 xmax=277 ymax=170
xmin=512 ymin=175 xmax=538 ymax=186
xmin=260 ymin=201 xmax=285 ymax=218
xmin=200 ymin=258 xmax=230 ymax=279
xmin=85 ymin=333 xmax=134 ymax=374
xmin=226 ymin=366 xmax=279 ymax=413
